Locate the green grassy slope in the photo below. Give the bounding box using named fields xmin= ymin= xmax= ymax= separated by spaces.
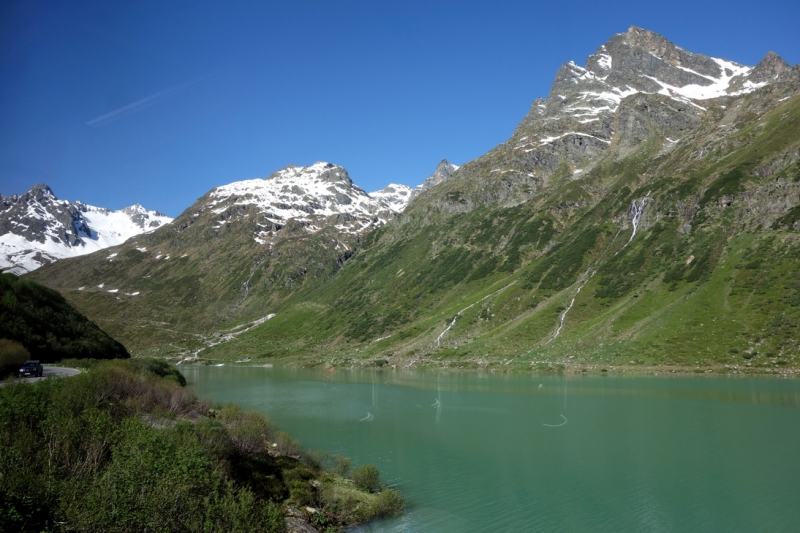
xmin=199 ymin=90 xmax=800 ymax=372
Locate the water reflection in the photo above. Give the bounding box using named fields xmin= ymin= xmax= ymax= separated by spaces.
xmin=187 ymin=365 xmax=800 ymax=408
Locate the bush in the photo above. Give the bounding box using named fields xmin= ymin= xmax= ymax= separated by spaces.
xmin=301 ymin=449 xmax=331 ymax=470
xmin=0 ymin=358 xmax=401 ymax=531
xmin=216 ymin=404 xmax=276 ymax=456
xmin=274 ymin=431 xmax=302 ymax=456
xmin=0 ymin=338 xmax=29 ymax=376
xmin=351 ymin=464 xmax=380 ymax=492
xmin=369 ymin=488 xmax=405 ymax=518
xmin=332 ymin=455 xmax=352 ymax=477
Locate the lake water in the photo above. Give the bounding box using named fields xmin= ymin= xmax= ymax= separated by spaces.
xmin=183 ymin=366 xmax=800 ymax=532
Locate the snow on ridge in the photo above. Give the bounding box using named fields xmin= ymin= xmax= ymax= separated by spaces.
xmin=205 ymin=162 xmax=393 ymax=243
xmin=0 ymin=186 xmax=173 ymax=274
xmin=519 ymin=131 xmax=612 ymax=151
xmin=369 ymin=183 xmax=414 ymax=213
xmin=552 ymin=50 xmax=762 ymax=124
xmin=641 ymin=58 xmax=753 ymax=102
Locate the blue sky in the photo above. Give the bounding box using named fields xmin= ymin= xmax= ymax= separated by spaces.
xmin=1 ymin=0 xmax=799 ymax=217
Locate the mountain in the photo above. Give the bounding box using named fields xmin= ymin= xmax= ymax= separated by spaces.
xmin=204 ymin=161 xmax=393 ymax=238
xmin=370 ymin=159 xmax=460 ymax=212
xmin=0 ymin=184 xmax=172 ymax=275
xmin=414 ymin=159 xmax=460 ymax=196
xmin=27 ymin=28 xmax=800 ymax=373
xmin=25 ymin=162 xmax=398 ymax=356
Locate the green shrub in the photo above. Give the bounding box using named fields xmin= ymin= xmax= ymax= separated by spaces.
xmin=301 ymin=449 xmax=331 ymax=470
xmin=351 ymin=464 xmax=380 ymax=492
xmin=275 ymin=431 xmax=302 ymax=456
xmin=332 ymin=455 xmax=352 ymax=477
xmin=369 ymin=488 xmax=405 ymax=518
xmin=217 ymin=404 xmax=276 ymax=455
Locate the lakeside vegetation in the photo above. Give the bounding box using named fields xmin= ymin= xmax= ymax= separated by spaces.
xmin=0 ymin=359 xmax=403 ymax=532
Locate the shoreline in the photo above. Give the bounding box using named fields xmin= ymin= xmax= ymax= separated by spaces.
xmin=177 ymin=356 xmax=800 ymax=378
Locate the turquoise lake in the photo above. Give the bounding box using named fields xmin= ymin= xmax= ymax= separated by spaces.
xmin=182 ymin=366 xmax=800 ymax=532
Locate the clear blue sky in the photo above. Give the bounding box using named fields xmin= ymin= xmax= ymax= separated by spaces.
xmin=2 ymin=0 xmax=798 ymax=217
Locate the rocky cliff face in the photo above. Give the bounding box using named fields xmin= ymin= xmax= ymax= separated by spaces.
xmin=0 ymin=184 xmax=171 ymax=274
xmin=415 ymin=160 xmax=459 ymax=194
xmin=422 ymin=26 xmax=798 ymax=213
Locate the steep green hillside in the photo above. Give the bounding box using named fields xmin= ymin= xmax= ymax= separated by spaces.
xmin=200 ymin=90 xmax=800 ymax=373
xmin=0 ymin=273 xmax=129 ymax=363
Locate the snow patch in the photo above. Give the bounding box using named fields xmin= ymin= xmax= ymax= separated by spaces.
xmin=205 ymin=162 xmax=391 ymax=243
xmin=596 ymin=53 xmax=612 ymax=70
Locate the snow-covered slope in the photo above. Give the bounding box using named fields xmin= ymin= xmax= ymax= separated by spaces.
xmin=203 ymin=162 xmax=395 ymax=243
xmin=0 ymin=184 xmax=172 ymax=274
xmin=369 ymin=160 xmax=460 ymax=213
xmin=369 ymin=183 xmax=414 ymax=212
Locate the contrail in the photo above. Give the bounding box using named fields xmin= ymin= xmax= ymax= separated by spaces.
xmin=86 ymin=89 xmax=174 ymax=126
xmin=86 ymin=75 xmax=209 ymax=126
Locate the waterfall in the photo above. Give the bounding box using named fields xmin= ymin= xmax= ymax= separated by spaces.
xmin=625 ymin=197 xmax=647 ymax=246
xmin=546 ymin=196 xmax=647 ymax=345
xmin=434 ymin=281 xmax=517 ymax=347
xmin=436 ymin=316 xmax=459 ymax=346
xmin=242 ymin=255 xmax=268 ymax=299
xmin=524 ymin=192 xmax=650 ymax=350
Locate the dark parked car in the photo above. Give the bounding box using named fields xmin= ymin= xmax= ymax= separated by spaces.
xmin=19 ymin=360 xmax=43 ymax=378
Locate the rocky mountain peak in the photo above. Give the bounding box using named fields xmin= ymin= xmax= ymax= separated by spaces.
xmin=442 ymin=26 xmax=794 ymax=213
xmin=0 ymin=184 xmax=172 ymax=274
xmin=268 ymin=162 xmax=354 ymax=186
xmin=203 ymin=162 xmax=393 ymax=243
xmin=369 ymin=160 xmax=459 ymax=213
xmin=749 ymin=51 xmax=792 ymax=83
xmin=416 ymin=159 xmax=459 ymax=193
xmin=509 ymin=26 xmax=785 ymax=154
xmin=26 ymin=183 xmax=58 ymax=203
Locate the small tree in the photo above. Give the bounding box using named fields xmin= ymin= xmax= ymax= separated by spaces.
xmin=351 ymin=463 xmax=380 ymax=492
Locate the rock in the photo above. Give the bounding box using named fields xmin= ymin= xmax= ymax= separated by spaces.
xmin=748 ymin=51 xmax=791 ymax=83
xmin=286 ymin=506 xmax=305 ymax=519
xmin=285 ymin=517 xmax=320 ymax=533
